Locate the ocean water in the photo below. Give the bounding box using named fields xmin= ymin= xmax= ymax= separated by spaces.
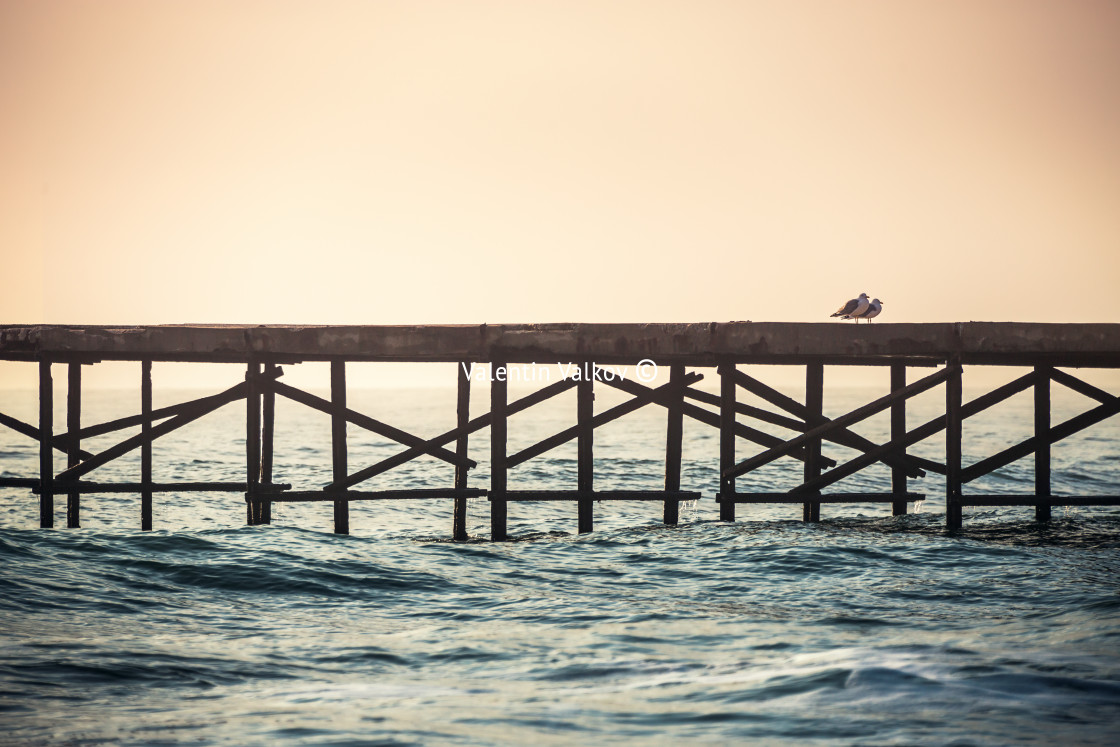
xmin=1 ymin=366 xmax=1119 ymax=745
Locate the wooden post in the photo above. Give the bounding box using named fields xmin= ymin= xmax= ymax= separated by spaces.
xmin=39 ymin=360 xmax=53 ymax=528
xmin=663 ymin=364 xmax=684 ymax=525
xmin=946 ymin=358 xmax=963 ymax=530
xmin=891 ymin=363 xmax=908 ymax=516
xmin=491 ymin=362 xmax=508 ymax=541
xmin=331 ymin=360 xmax=349 ymax=534
xmin=719 ymin=363 xmax=736 ymax=522
xmin=245 ymin=362 xmax=261 ymax=525
xmin=803 ymin=362 xmax=823 ymax=522
xmin=1035 ymin=366 xmax=1051 ymax=522
xmin=260 ymin=363 xmax=276 ymax=525
xmin=453 ymin=362 xmax=470 ymax=541
xmin=577 ymin=373 xmax=594 ymax=534
xmin=66 ymin=363 xmax=81 ymax=528
xmin=141 ymin=361 xmax=153 ymax=531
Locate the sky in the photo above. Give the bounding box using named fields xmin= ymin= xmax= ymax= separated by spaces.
xmin=2 ymin=0 xmax=1119 ymax=389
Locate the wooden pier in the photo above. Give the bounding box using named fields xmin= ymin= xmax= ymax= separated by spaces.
xmin=2 ymin=322 xmax=1119 ymax=537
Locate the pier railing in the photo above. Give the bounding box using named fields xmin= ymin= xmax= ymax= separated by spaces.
xmin=2 ymin=323 xmax=1119 ymax=537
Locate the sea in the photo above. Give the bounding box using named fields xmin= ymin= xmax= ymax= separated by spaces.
xmin=1 ymin=365 xmax=1119 ymax=745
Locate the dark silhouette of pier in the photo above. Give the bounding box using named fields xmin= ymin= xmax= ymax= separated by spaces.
xmin=2 ymin=322 xmax=1119 ymax=537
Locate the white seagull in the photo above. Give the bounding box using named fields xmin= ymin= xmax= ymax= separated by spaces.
xmin=847 ymin=298 xmax=883 ymax=323
xmin=831 ymin=293 xmax=869 ymax=322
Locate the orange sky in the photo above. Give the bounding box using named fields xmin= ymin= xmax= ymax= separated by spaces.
xmin=2 ymin=0 xmax=1119 ymax=330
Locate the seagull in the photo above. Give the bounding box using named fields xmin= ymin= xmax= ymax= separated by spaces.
xmin=831 ymin=293 xmax=869 ymax=322
xmin=860 ymin=298 xmax=883 ymax=323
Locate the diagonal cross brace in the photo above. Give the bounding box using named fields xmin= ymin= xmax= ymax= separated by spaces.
xmin=54 ymin=371 xmax=280 ymax=481
xmin=507 ymin=371 xmax=704 ymax=468
xmin=723 ymin=366 xmax=954 ymax=480
xmin=325 ymin=377 xmax=580 ymax=491
xmin=599 ymin=374 xmax=837 ymax=469
xmin=0 ymin=411 xmax=94 ymax=461
xmin=729 ymin=370 xmax=928 ymax=478
xmin=266 ymin=378 xmax=473 ymax=471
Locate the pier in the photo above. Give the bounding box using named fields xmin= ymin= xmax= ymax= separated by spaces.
xmin=2 ymin=322 xmax=1119 ymax=537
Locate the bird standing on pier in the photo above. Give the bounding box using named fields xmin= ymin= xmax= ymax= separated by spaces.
xmin=831 ymin=293 xmax=869 ymax=322
xmin=854 ymin=298 xmax=883 ymax=323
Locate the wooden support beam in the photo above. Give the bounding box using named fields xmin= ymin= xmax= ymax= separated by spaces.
xmin=719 ymin=363 xmax=735 ymax=522
xmin=0 ymin=413 xmax=92 ymax=461
xmin=39 ymin=360 xmax=52 ymax=528
xmin=507 ymin=370 xmax=702 ymax=468
xmin=261 ymin=488 xmax=484 ymax=502
xmin=723 ymin=491 xmax=925 ymax=504
xmin=664 ymin=365 xmax=684 ymax=526
xmin=729 ymin=369 xmax=926 ymax=479
xmin=38 ymin=481 xmax=291 ymax=494
xmin=891 ymin=364 xmax=907 ymax=516
xmin=577 ymin=376 xmax=593 ymax=534
xmin=260 ymin=364 xmax=277 ymax=525
xmin=1048 ymin=367 xmax=1114 ymax=405
xmin=331 ymin=361 xmax=348 ymax=535
xmin=946 ymin=358 xmax=963 ymax=530
xmin=268 ymin=378 xmax=472 ymax=471
xmin=962 ymin=388 xmax=1120 ymax=484
xmin=724 ymin=366 xmax=952 ymax=481
xmin=600 ymin=374 xmax=832 ymax=468
xmin=501 ymin=490 xmax=702 ymax=502
xmin=803 ymin=363 xmax=823 ymax=522
xmin=66 ymin=363 xmax=81 ymax=528
xmin=55 ymin=375 xmax=271 ymax=482
xmin=959 ymin=495 xmax=1120 ymax=508
xmin=453 ymin=362 xmax=470 ymax=541
xmin=328 ymin=377 xmax=577 ymax=491
xmin=245 ymin=362 xmax=261 ymax=526
xmin=1035 ymin=366 xmax=1051 ymax=522
xmin=141 ymin=361 xmax=153 ymax=531
xmin=491 ymin=362 xmax=508 ymax=541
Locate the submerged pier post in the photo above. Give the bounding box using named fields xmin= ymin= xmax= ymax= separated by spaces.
xmin=331 ymin=361 xmax=348 ymax=534
xmin=39 ymin=360 xmax=53 ymax=528
xmin=491 ymin=362 xmax=508 ymax=541
xmin=577 ymin=373 xmax=594 ymax=534
xmin=246 ymin=362 xmax=261 ymax=526
xmin=663 ymin=364 xmax=684 ymax=526
xmin=453 ymin=361 xmax=470 ymax=541
xmin=891 ymin=363 xmax=908 ymax=516
xmin=141 ymin=360 xmax=153 ymax=530
xmin=260 ymin=364 xmax=276 ymax=525
xmin=946 ymin=358 xmax=963 ymax=530
xmin=803 ymin=362 xmax=823 ymax=522
xmin=719 ymin=363 xmax=736 ymax=522
xmin=67 ymin=363 xmax=81 ymax=528
xmin=1035 ymin=366 xmax=1051 ymax=522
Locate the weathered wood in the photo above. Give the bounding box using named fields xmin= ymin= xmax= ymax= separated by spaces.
xmin=0 ymin=413 xmax=92 ymax=460
xmin=261 ymin=488 xmax=485 ymax=502
xmin=141 ymin=361 xmax=153 ymax=531
xmin=245 ymin=363 xmax=261 ymax=526
xmin=959 ymin=495 xmax=1120 ymax=507
xmin=962 ymin=390 xmax=1120 ymax=484
xmin=55 ymin=374 xmax=274 ymax=482
xmin=730 ymin=369 xmax=925 ymax=478
xmin=260 ymin=364 xmax=276 ymax=525
xmin=725 ymin=366 xmax=952 ymax=480
xmin=268 ymin=378 xmax=472 ymax=470
xmin=803 ymin=363 xmax=823 ymax=522
xmin=38 ymin=361 xmax=52 ymax=528
xmin=507 ymin=371 xmax=702 ymax=468
xmin=1048 ymin=367 xmax=1114 ymax=405
xmin=722 ymin=491 xmax=925 ymax=504
xmin=1035 ymin=366 xmax=1051 ymax=522
xmin=577 ymin=376 xmax=594 ymax=534
xmin=331 ymin=361 xmax=348 ymax=534
xmin=664 ymin=365 xmax=684 ymax=526
xmin=491 ymin=362 xmax=508 ymax=541
xmin=37 ymin=481 xmax=291 ymax=494
xmin=453 ymin=362 xmax=471 ymax=541
xmin=946 ymin=358 xmax=963 ymax=530
xmin=891 ymin=364 xmax=907 ymax=516
xmin=600 ymin=374 xmax=832 ymax=468
xmin=328 ymin=377 xmax=578 ymax=491
xmin=66 ymin=363 xmax=81 ymax=528
xmin=501 ymin=490 xmax=702 ymax=502
xmin=719 ymin=363 xmax=735 ymax=521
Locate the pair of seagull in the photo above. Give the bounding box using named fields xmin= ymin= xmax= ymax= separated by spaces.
xmin=831 ymin=293 xmax=883 ymax=323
